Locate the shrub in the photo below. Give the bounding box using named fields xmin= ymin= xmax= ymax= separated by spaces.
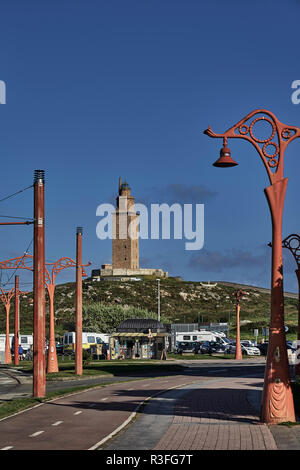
xmin=82 ymin=349 xmax=92 ymax=366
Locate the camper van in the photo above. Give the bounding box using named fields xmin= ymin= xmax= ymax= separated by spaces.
xmin=63 ymin=332 xmax=110 ymax=352
xmin=175 ymin=330 xmax=227 ymax=345
xmin=12 ymin=334 xmax=33 ymax=353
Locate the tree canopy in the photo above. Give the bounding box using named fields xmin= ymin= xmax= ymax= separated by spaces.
xmin=82 ymin=302 xmax=170 ymax=333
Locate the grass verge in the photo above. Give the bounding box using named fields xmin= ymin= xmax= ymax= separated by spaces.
xmin=12 ymin=360 xmax=184 ymax=380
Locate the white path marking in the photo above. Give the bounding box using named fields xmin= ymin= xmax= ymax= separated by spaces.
xmin=29 ymin=431 xmax=44 ymax=437
xmin=74 ymin=411 xmax=82 ymax=415
xmin=101 ymin=397 xmax=108 ymax=401
xmin=1 ymin=446 xmax=13 ymax=450
xmin=52 ymin=421 xmax=63 ymax=426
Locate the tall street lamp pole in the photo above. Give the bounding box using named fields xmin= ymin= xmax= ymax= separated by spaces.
xmin=157 ymin=279 xmax=161 ymax=322
xmin=279 ymin=234 xmax=300 ymax=376
xmin=204 ymin=109 xmax=300 ymax=424
xmin=33 ymin=170 xmax=46 ymax=398
xmin=14 ymin=276 xmax=20 ymax=366
xmin=75 ymin=227 xmax=83 ymax=376
xmin=233 ymin=290 xmax=247 ymax=360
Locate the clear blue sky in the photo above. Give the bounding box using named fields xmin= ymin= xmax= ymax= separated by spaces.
xmin=1 ymin=0 xmax=300 ymax=292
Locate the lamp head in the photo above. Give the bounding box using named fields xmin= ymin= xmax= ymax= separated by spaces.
xmin=213 ymin=145 xmax=238 ymax=168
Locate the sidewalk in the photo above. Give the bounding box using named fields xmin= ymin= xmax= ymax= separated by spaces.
xmin=105 ymin=375 xmax=300 ymax=451
xmin=153 ymin=377 xmax=277 ymax=450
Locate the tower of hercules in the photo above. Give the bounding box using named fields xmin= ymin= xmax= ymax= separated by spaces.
xmin=112 ymin=178 xmax=139 ymax=270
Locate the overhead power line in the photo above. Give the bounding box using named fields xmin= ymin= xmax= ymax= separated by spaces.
xmin=0 ymin=238 xmax=34 ymax=288
xmin=0 ymin=215 xmax=34 ymax=221
xmin=0 ymin=184 xmax=33 ymax=204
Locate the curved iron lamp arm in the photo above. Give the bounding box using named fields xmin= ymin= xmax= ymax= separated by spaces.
xmin=204 ymin=109 xmax=300 ymax=184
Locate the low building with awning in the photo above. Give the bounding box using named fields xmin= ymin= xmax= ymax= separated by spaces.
xmin=109 ymin=318 xmax=169 ymax=360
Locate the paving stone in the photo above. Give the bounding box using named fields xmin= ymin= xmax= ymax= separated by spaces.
xmin=153 ymin=378 xmax=278 ymax=450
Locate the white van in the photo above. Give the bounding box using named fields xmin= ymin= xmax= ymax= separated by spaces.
xmin=13 ymin=334 xmax=33 ymax=353
xmin=63 ymin=332 xmax=110 ymax=352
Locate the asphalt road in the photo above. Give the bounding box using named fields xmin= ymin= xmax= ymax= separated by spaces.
xmin=0 ymin=359 xmax=269 ymax=450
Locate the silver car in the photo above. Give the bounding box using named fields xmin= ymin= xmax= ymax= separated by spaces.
xmin=228 ymin=342 xmax=261 ymax=356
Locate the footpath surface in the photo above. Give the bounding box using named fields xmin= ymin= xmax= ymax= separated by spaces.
xmin=1 ymin=361 xmax=300 ymax=450
xmin=105 ymin=376 xmax=278 ymax=451
xmin=153 ymin=377 xmax=276 ymax=450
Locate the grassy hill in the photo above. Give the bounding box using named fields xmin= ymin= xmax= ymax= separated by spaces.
xmin=0 ymin=277 xmax=298 ymax=340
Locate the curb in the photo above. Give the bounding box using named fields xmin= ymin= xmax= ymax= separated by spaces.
xmin=46 ymin=373 xmax=114 ymax=382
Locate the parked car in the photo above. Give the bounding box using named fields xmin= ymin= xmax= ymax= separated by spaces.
xmin=241 ymin=340 xmax=255 ymax=347
xmin=200 ymin=341 xmax=227 ymax=355
xmin=174 ymin=341 xmax=203 ymax=355
xmin=227 ymin=341 xmax=236 ymax=354
xmin=242 ymin=344 xmax=261 ymax=356
xmin=191 ymin=341 xmax=202 ymax=354
xmin=228 ymin=341 xmax=260 ymax=356
xmin=257 ymin=342 xmax=268 ymax=355
xmin=174 ymin=342 xmax=187 ymax=354
xmin=286 ymin=341 xmax=297 ymax=352
xmin=176 ymin=342 xmax=195 ymax=355
xmin=199 ymin=341 xmax=211 ymax=354
xmin=257 ymin=341 xmax=297 ymax=356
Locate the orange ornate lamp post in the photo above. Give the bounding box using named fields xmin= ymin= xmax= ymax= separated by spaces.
xmin=204 ymin=109 xmax=300 ymax=424
xmin=0 ymin=257 xmax=33 ymax=365
xmin=0 ymin=284 xmax=28 ymax=364
xmin=0 ymin=287 xmax=15 ymax=364
xmin=279 ymin=234 xmax=300 ymax=376
xmin=0 ymin=250 xmax=90 ymax=377
xmin=45 ymin=256 xmax=90 ymax=373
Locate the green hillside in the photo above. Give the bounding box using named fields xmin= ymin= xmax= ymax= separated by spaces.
xmin=0 ymin=277 xmax=298 ymax=339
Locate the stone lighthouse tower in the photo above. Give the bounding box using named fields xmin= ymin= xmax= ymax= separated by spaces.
xmin=112 ymin=178 xmax=139 ymax=270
